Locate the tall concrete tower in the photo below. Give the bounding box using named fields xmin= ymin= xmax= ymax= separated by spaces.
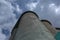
xmin=10 ymin=11 xmax=56 ymax=40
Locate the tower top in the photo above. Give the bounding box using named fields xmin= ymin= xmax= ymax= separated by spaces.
xmin=11 ymin=11 xmax=39 ymax=34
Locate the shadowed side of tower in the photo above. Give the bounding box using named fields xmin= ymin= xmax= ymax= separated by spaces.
xmin=10 ymin=11 xmax=56 ymax=40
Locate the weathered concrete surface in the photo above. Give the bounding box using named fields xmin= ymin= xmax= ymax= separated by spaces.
xmin=10 ymin=11 xmax=56 ymax=40
xmin=41 ymin=20 xmax=57 ymax=36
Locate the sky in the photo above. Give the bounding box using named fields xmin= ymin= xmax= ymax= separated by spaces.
xmin=0 ymin=0 xmax=60 ymax=40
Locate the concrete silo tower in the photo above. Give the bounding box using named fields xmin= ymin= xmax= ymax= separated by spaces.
xmin=10 ymin=11 xmax=56 ymax=40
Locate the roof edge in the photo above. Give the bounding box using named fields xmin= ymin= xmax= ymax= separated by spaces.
xmin=41 ymin=20 xmax=52 ymax=25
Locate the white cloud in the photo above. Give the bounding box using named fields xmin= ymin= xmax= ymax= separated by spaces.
xmin=16 ymin=5 xmax=20 ymax=12
xmin=49 ymin=3 xmax=60 ymax=15
xmin=49 ymin=3 xmax=57 ymax=11
xmin=0 ymin=0 xmax=22 ymax=40
xmin=40 ymin=5 xmax=44 ymax=11
xmin=49 ymin=3 xmax=55 ymax=8
xmin=0 ymin=28 xmax=6 ymax=40
xmin=0 ymin=33 xmax=6 ymax=40
xmin=26 ymin=2 xmax=39 ymax=11
xmin=0 ymin=0 xmax=16 ymax=28
xmin=55 ymin=6 xmax=60 ymax=14
xmin=16 ymin=4 xmax=22 ymax=13
xmin=48 ymin=3 xmax=60 ymax=28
